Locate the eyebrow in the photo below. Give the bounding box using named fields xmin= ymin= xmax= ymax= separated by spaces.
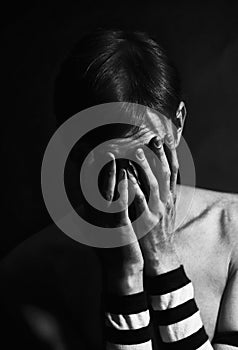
xmin=130 ymin=129 xmax=151 ymax=141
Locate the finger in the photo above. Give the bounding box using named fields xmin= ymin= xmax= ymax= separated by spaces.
xmin=135 ymin=147 xmax=160 ymax=212
xmin=102 ymin=152 xmax=116 ymax=204
xmin=151 ymin=137 xmax=171 ymax=203
xmin=117 ymin=169 xmax=129 ymax=220
xmin=127 ymin=159 xmax=149 ymax=202
xmin=164 ymin=134 xmax=179 ymax=201
xmin=127 ymin=167 xmax=151 ymax=216
xmin=128 ymin=160 xmax=142 ymax=186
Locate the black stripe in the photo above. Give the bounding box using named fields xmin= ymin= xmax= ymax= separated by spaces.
xmin=147 ymin=265 xmax=191 ymax=295
xmin=161 ymin=326 xmax=208 ymax=350
xmin=105 ymin=324 xmax=152 ymax=345
xmin=153 ymin=299 xmax=198 ymax=325
xmin=212 ymin=331 xmax=238 ymax=346
xmin=103 ymin=291 xmax=148 ymax=314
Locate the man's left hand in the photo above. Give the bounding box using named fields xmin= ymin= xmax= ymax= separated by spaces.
xmin=127 ymin=133 xmax=181 ymax=276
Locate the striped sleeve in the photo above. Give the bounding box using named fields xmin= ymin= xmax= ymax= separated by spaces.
xmin=147 ymin=265 xmax=213 ymax=350
xmin=103 ymin=291 xmax=153 ymax=350
xmin=212 ymin=331 xmax=238 ymax=347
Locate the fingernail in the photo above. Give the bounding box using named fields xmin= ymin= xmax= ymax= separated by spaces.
xmin=127 ymin=168 xmax=137 ymax=183
xmin=120 ymin=168 xmax=126 ymax=179
xmin=107 ymin=152 xmax=115 ymax=160
xmin=154 ymin=137 xmax=162 ymax=148
xmin=165 ymin=134 xmax=173 ymax=144
xmin=106 ymin=193 xmax=113 ymax=201
xmin=136 ymin=148 xmax=144 ymax=159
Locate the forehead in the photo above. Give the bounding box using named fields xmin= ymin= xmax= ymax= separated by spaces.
xmin=96 ymin=109 xmax=171 ymax=158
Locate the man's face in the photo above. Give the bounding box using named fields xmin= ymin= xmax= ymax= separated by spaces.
xmin=89 ymin=108 xmax=175 ymax=199
xmin=95 ymin=108 xmax=174 ymax=161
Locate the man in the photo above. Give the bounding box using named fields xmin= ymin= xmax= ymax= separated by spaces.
xmin=90 ymin=104 xmax=238 ymax=349
xmin=0 ymin=28 xmax=237 ymax=349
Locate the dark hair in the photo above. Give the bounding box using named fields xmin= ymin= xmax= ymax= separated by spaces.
xmin=56 ymin=29 xmax=182 ymax=213
xmin=54 ymin=28 xmax=181 ymax=126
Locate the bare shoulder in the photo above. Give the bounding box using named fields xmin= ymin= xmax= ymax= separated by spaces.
xmin=194 ymin=186 xmax=238 ymax=237
xmin=178 ymin=185 xmax=238 ymax=266
xmin=179 ymin=184 xmax=238 ymax=205
xmin=217 ymin=190 xmax=238 ymax=271
xmin=178 ymin=184 xmax=238 ymax=219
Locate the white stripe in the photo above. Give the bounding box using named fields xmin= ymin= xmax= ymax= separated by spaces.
xmin=159 ymin=310 xmax=203 ymax=342
xmin=106 ymin=340 xmax=153 ymax=350
xmin=196 ymin=340 xmax=213 ymax=350
xmin=105 ymin=310 xmax=150 ymax=330
xmin=151 ymin=282 xmax=194 ymax=310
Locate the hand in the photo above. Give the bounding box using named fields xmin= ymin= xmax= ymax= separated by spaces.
xmin=85 ymin=152 xmax=144 ymax=295
xmin=127 ymin=134 xmax=181 ymax=276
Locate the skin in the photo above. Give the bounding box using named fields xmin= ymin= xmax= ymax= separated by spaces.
xmin=86 ymin=102 xmax=238 ymax=348
xmin=86 ymin=102 xmax=185 ymax=281
xmin=0 ymin=104 xmax=237 ymax=349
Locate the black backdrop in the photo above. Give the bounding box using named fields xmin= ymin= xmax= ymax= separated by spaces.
xmin=2 ymin=1 xmax=238 ymax=256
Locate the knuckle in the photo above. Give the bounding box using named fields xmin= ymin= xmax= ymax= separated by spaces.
xmin=140 ymin=160 xmax=147 ymax=170
xmin=173 ymin=194 xmax=177 ymax=204
xmin=158 ymin=201 xmax=165 ymax=215
xmin=163 ymin=170 xmax=171 ymax=180
xmin=158 ymin=208 xmax=165 ymax=218
xmin=118 ymin=179 xmax=127 ymax=190
xmin=172 ymin=162 xmax=179 ymax=172
xmin=166 ymin=202 xmax=172 ymax=212
xmin=166 ymin=195 xmax=174 ymax=210
xmin=136 ymin=193 xmax=145 ymax=204
xmin=106 ymin=192 xmax=113 ymax=201
xmin=119 ymin=198 xmax=127 ymax=208
xmin=146 ymin=215 xmax=157 ymax=228
xmin=160 ymin=145 xmax=165 ymax=153
xmin=150 ymin=180 xmax=158 ymax=191
xmin=156 ymin=147 xmax=164 ymax=157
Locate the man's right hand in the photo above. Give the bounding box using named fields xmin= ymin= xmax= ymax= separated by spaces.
xmin=85 ymin=152 xmax=144 ymax=295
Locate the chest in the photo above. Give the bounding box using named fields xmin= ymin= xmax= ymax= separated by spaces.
xmin=174 ymin=219 xmax=230 ymax=340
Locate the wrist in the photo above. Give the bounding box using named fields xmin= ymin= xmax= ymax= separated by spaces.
xmin=145 ymin=248 xmax=181 ymax=277
xmin=105 ymin=267 xmax=144 ymax=295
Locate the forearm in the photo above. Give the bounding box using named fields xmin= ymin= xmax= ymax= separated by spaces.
xmin=105 ymin=268 xmax=144 ymax=296
xmin=146 ymin=262 xmax=214 ymax=349
xmin=103 ymin=270 xmax=153 ymax=350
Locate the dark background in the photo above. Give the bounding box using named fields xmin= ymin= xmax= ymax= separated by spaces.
xmin=1 ymin=2 xmax=238 ymax=349
xmin=1 ymin=1 xmax=238 ymax=255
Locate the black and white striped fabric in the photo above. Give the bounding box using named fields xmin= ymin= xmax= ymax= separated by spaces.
xmin=103 ymin=291 xmax=153 ymax=350
xmin=212 ymin=331 xmax=238 ymax=347
xmin=103 ymin=266 xmax=233 ymax=349
xmin=147 ymin=265 xmax=213 ymax=349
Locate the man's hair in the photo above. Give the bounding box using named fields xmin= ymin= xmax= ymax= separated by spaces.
xmin=54 ymin=28 xmax=182 ymax=126
xmin=55 ymin=29 xmax=182 ymax=210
